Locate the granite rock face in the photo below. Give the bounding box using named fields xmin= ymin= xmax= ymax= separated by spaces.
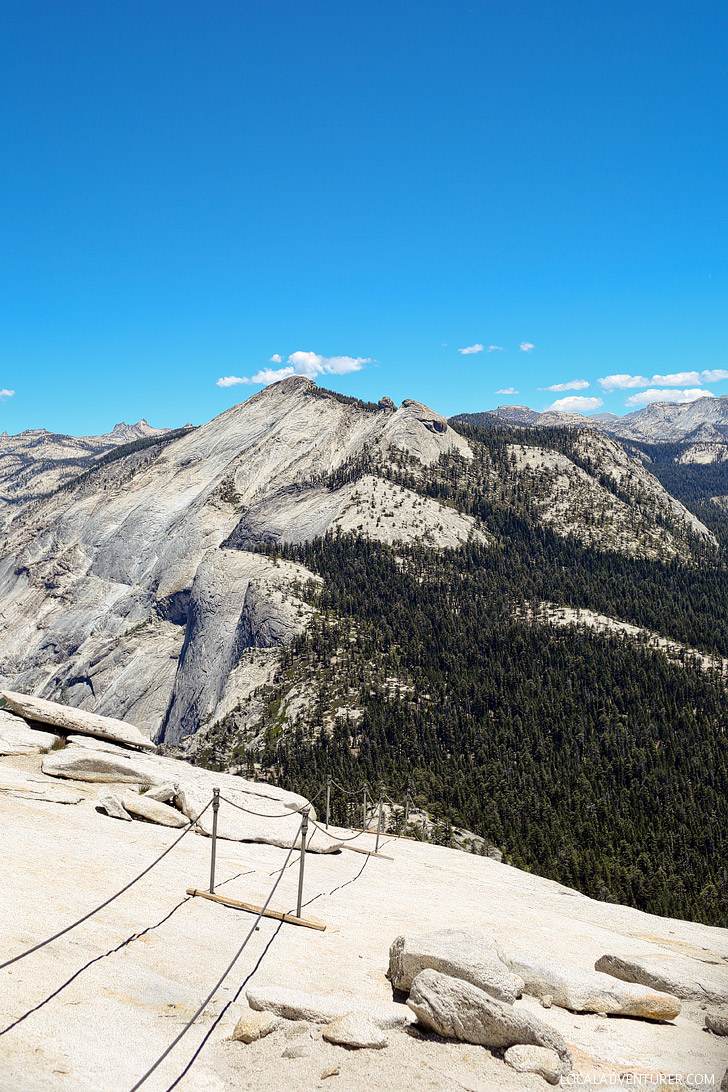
xmin=0 ymin=379 xmax=475 ymax=744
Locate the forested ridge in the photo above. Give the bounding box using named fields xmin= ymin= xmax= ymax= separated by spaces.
xmin=204 ymin=422 xmax=728 ymax=927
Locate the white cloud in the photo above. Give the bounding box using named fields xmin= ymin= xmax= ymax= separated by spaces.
xmin=651 ymin=371 xmax=702 ymax=386
xmin=598 ymin=374 xmax=650 ymax=390
xmin=519 ymin=342 xmax=535 ymax=352
xmin=625 ymin=388 xmax=716 ymax=407
xmin=218 ymin=350 xmax=372 ymax=389
xmin=269 ymin=353 xmax=283 ymax=364
xmin=458 ymin=344 xmax=484 ymax=355
xmin=487 ymin=345 xmax=505 ymax=353
xmin=547 ymin=395 xmax=603 ymax=414
xmin=600 ymin=368 xmax=728 ymax=391
xmin=496 ymin=387 xmax=519 ymax=395
xmin=541 ymin=379 xmax=589 ymax=392
xmin=0 ymin=388 xmax=14 ymax=400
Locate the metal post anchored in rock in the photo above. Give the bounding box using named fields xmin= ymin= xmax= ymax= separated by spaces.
xmin=325 ymin=775 xmax=331 ymax=830
xmin=375 ymin=786 xmax=384 ymax=854
xmin=362 ymin=781 xmax=368 ymax=831
xmin=296 ymin=807 xmax=310 ymax=919
xmin=404 ymin=789 xmax=410 ymax=837
xmin=209 ymin=788 xmax=220 ymax=893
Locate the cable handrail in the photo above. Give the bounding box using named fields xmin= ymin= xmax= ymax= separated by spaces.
xmin=128 ymin=817 xmax=304 ymax=1092
xmin=0 ymin=798 xmax=213 ymax=972
xmin=218 ymin=786 xmax=322 ymax=820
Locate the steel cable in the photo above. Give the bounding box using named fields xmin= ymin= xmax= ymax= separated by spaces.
xmin=0 ymin=798 xmax=213 ymax=972
xmin=128 ymin=817 xmax=303 ymax=1092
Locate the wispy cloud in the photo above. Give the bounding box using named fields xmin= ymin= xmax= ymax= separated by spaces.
xmin=541 ymin=379 xmax=589 ymax=392
xmin=625 ymin=388 xmax=715 ymax=407
xmin=0 ymin=388 xmax=14 ymax=400
xmin=217 ymin=350 xmax=372 ymax=389
xmin=458 ymin=344 xmax=484 ymax=355
xmin=269 ymin=353 xmax=283 ymax=364
xmin=547 ymin=395 xmax=603 ymax=414
xmin=496 ymin=387 xmax=518 ymax=395
xmin=488 ymin=345 xmax=505 ymax=353
xmin=519 ymin=342 xmax=535 ymax=352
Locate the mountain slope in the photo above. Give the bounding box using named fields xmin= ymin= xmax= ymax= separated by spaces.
xmin=0 ymin=379 xmax=476 ymax=740
xmin=0 ymin=418 xmax=172 ymax=524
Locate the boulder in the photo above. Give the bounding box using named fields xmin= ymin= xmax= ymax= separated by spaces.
xmin=42 ymin=747 xmax=168 ymax=786
xmin=98 ymin=786 xmax=132 ymax=821
xmin=1 ymin=690 xmax=155 ymax=750
xmin=40 ymin=744 xmax=340 ymax=851
xmin=706 ymin=1012 xmax=728 ymax=1036
xmin=143 ymin=782 xmax=177 ymax=803
xmin=322 ymin=1013 xmax=388 ymax=1049
xmin=388 ymin=929 xmax=523 ymax=1003
xmin=595 ymin=953 xmax=728 ymax=1006
xmin=0 ymin=765 xmax=83 ymax=804
xmin=121 ymin=791 xmax=188 ymax=827
xmin=506 ymin=952 xmax=681 ymax=1021
xmin=231 ymin=1009 xmax=281 ymax=1044
xmin=0 ymin=710 xmax=61 ymax=755
xmin=504 ymin=1044 xmax=564 ymax=1085
xmin=406 ymin=968 xmax=571 ymax=1065
xmin=246 ymin=985 xmax=410 ymax=1030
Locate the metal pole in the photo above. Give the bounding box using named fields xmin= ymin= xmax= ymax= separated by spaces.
xmin=325 ymin=775 xmax=331 ymax=831
xmin=209 ymin=788 xmax=220 ymax=893
xmin=421 ymin=814 xmax=426 ymax=841
xmin=296 ymin=808 xmax=310 ymax=919
xmin=375 ymin=786 xmax=384 ymax=854
xmin=362 ymin=781 xmax=368 ymax=831
xmin=404 ymin=790 xmax=410 ymax=837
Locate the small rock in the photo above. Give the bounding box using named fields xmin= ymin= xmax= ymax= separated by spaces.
xmin=284 ymin=1022 xmax=312 ymax=1040
xmin=282 ymin=1044 xmax=309 ymax=1059
xmin=321 ymin=1065 xmax=340 ymax=1079
xmin=322 ymin=1013 xmax=388 ymax=1050
xmin=407 ymin=968 xmax=571 ymax=1066
xmin=540 ymin=995 xmax=553 ymax=1009
xmin=121 ymin=790 xmax=188 ymax=827
xmin=98 ymin=786 xmax=132 ymax=821
xmin=143 ymin=782 xmax=177 ymax=803
xmin=504 ymin=1044 xmax=564 ymax=1085
xmin=706 ymin=1012 xmax=728 ymax=1036
xmin=231 ymin=1009 xmax=281 ymax=1044
xmin=389 ymin=929 xmax=524 ymax=1003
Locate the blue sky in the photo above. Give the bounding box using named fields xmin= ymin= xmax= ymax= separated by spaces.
xmin=2 ymin=0 xmax=727 ymax=435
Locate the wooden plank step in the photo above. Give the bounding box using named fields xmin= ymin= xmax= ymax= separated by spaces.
xmin=186 ymin=888 xmax=326 ymax=931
